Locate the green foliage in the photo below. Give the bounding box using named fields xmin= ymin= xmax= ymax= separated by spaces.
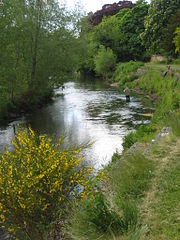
xmin=135 ymin=69 xmax=163 ymax=94
xmin=124 ymin=66 xmax=180 ymax=147
xmin=79 ymin=0 xmax=148 ymax=73
xmin=142 ymin=0 xmax=180 ymax=53
xmin=122 ymin=131 xmax=138 ymax=149
xmin=0 ymin=128 xmax=92 ymax=239
xmin=92 ymin=1 xmax=148 ymax=62
xmin=161 ymin=10 xmax=180 ymax=55
xmin=121 ymin=200 xmax=138 ymax=232
xmin=115 ymin=1 xmax=149 ymax=61
xmin=77 ymin=31 xmax=99 ymax=73
xmin=92 ymin=13 xmax=123 ymax=53
xmin=166 ymin=112 xmax=180 ymax=137
xmin=109 ymin=152 xmax=155 ymax=238
xmin=111 ymin=152 xmax=155 ymax=201
xmin=112 ymin=151 xmax=122 ymax=163
xmin=113 ymin=61 xmax=144 ymax=86
xmin=171 ymin=57 xmax=180 ymax=65
xmin=0 ymin=0 xmax=84 ymax=118
xmin=94 ymin=45 xmax=117 ymax=79
xmin=135 ymin=67 xmax=180 ymax=118
xmin=141 ymin=139 xmax=180 ymax=240
xmin=121 ymin=65 xmax=180 ymax=149
xmin=68 ymin=152 xmax=155 ymax=239
xmin=68 ymin=192 xmax=137 ymax=239
xmin=174 ymin=27 xmax=180 ymax=53
xmin=123 ymin=125 xmax=156 ymax=149
xmin=67 ymin=190 xmax=124 ymax=239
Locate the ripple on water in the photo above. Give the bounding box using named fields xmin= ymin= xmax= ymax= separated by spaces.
xmin=0 ymin=81 xmax=154 ymax=169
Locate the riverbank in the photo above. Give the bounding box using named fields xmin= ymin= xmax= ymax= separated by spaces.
xmin=113 ymin=62 xmax=180 ymax=146
xmin=0 ymin=88 xmax=54 ymax=122
xmin=67 ymin=63 xmax=180 ymax=239
xmin=67 ymin=127 xmax=180 ymax=240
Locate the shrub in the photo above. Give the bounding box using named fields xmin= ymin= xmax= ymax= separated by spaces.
xmin=0 ymin=128 xmax=92 ymax=240
xmin=94 ymin=45 xmax=117 ymax=80
xmin=171 ymin=57 xmax=180 ymax=64
xmin=113 ymin=61 xmax=144 ymax=86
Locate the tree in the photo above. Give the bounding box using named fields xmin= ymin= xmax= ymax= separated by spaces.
xmin=94 ymin=45 xmax=116 ymax=80
xmin=0 ymin=0 xmax=84 ymax=116
xmin=161 ymin=10 xmax=180 ymax=56
xmin=174 ymin=27 xmax=180 ymax=53
xmin=77 ymin=0 xmax=148 ymax=73
xmin=142 ymin=0 xmax=180 ymax=53
xmin=115 ymin=0 xmax=149 ymax=60
xmin=91 ymin=0 xmax=148 ymax=61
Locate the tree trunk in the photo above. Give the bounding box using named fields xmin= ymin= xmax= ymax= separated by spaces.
xmin=31 ymin=0 xmax=42 ymax=88
xmin=11 ymin=35 xmax=21 ymax=103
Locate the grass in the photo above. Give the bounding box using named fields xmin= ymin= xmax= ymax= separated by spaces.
xmin=122 ymin=125 xmax=156 ymax=149
xmin=66 ymin=153 xmax=155 ymax=240
xmin=166 ymin=111 xmax=180 ymax=136
xmin=67 ymin=132 xmax=180 ymax=240
xmin=66 ymin=192 xmax=124 ymax=240
xmin=140 ymin=137 xmax=180 ymax=240
xmin=122 ymin=65 xmax=180 ymax=147
xmin=109 ymin=153 xmax=155 ymax=201
xmin=113 ymin=61 xmax=144 ymax=87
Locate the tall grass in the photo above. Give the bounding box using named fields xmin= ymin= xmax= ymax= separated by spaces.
xmin=67 ymin=153 xmax=155 ymax=240
xmin=166 ymin=111 xmax=180 ymax=136
xmin=135 ymin=68 xmax=180 ymax=103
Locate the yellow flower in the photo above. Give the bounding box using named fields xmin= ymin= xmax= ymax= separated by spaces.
xmin=0 ymin=214 xmax=5 ymax=223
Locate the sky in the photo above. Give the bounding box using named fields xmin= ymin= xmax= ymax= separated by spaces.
xmin=63 ymin=0 xmax=150 ymax=13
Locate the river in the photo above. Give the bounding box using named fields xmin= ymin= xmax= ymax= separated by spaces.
xmin=0 ymin=80 xmax=153 ymax=169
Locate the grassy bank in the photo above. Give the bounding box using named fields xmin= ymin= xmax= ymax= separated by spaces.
xmin=66 ymin=63 xmax=180 ymax=239
xmin=116 ymin=62 xmax=180 ymax=148
xmin=67 ymin=131 xmax=180 ymax=240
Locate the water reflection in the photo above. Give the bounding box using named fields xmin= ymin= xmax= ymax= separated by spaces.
xmin=0 ymin=81 xmax=153 ymax=169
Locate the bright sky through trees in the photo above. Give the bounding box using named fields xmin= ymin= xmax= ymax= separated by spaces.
xmin=64 ymin=0 xmax=150 ymax=13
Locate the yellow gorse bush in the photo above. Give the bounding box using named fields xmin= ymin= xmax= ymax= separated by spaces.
xmin=0 ymin=127 xmax=92 ymax=239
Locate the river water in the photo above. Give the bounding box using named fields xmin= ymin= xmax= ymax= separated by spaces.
xmin=0 ymin=80 xmax=153 ymax=169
